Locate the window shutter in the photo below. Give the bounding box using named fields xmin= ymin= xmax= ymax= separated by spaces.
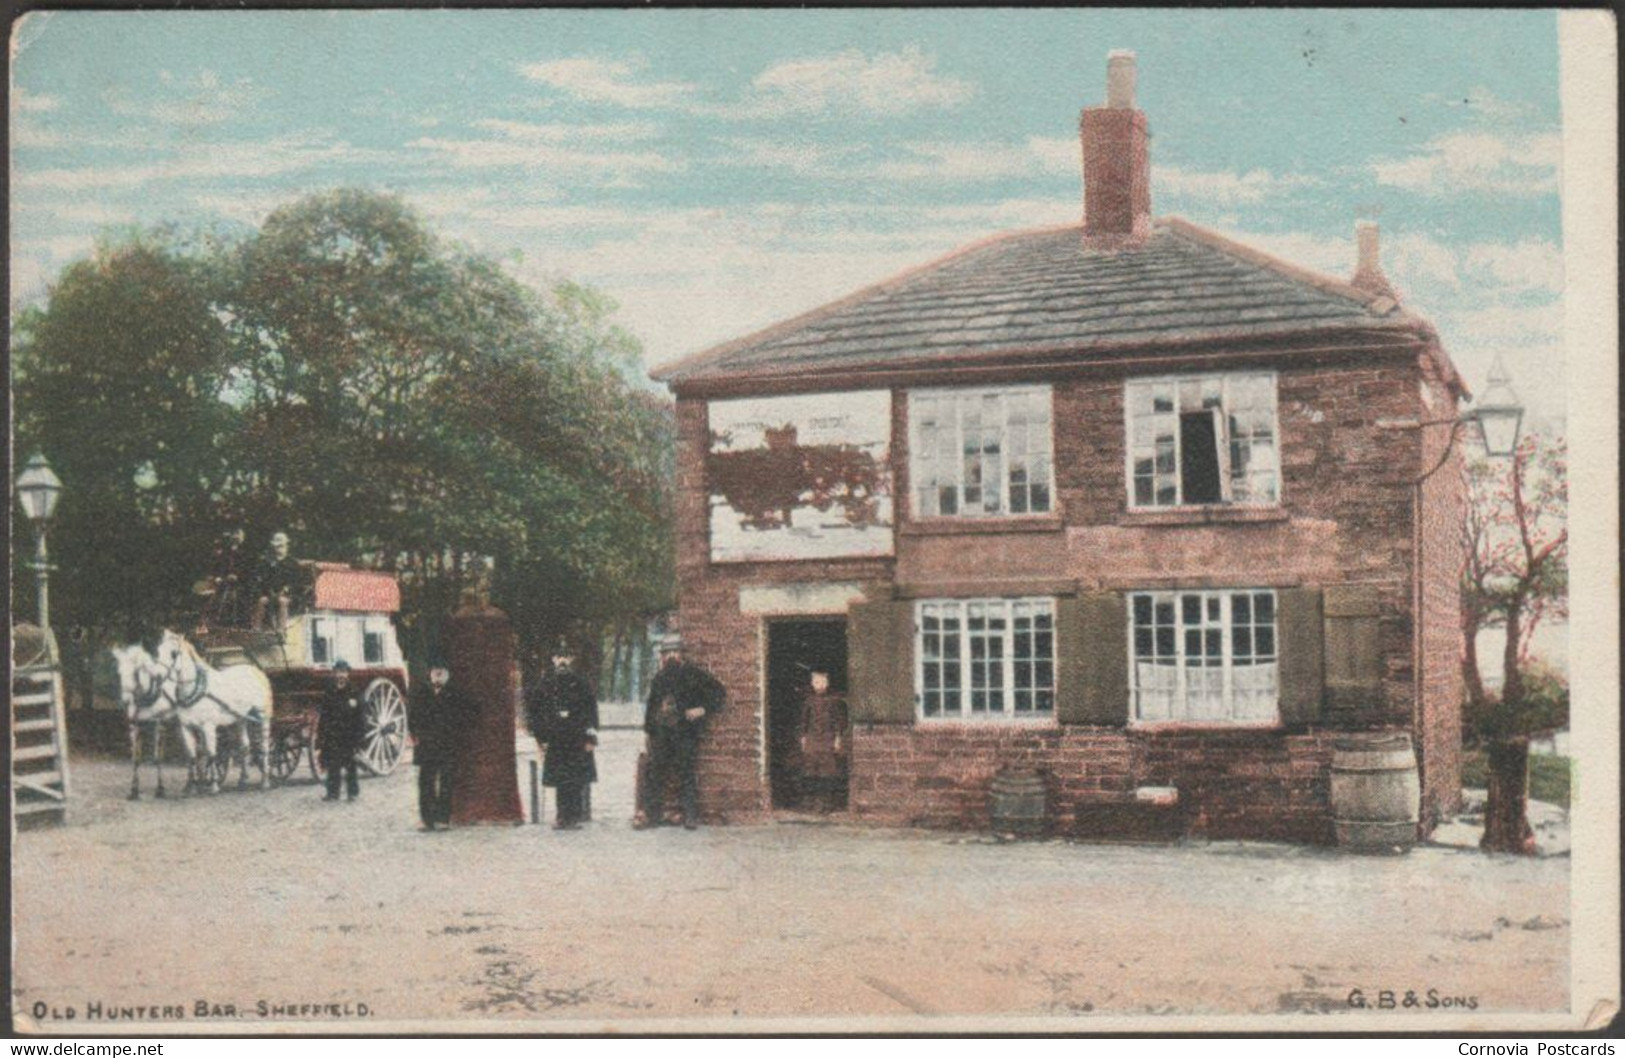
xmin=1058 ymin=592 xmax=1129 ymax=726
xmin=1276 ymin=587 xmax=1324 ymax=727
xmin=847 ymin=598 xmax=916 ymax=725
xmin=1323 ymin=584 xmax=1383 ymax=714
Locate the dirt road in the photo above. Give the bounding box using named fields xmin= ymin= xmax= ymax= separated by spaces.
xmin=11 ymin=730 xmax=1569 ymax=1030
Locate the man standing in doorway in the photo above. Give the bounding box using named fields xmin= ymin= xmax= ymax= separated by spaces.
xmin=637 ymin=634 xmax=724 ymax=830
xmin=411 ymin=656 xmax=467 ymax=830
xmin=319 ymin=661 xmax=363 ymax=802
xmin=524 ymin=641 xmax=599 ymax=830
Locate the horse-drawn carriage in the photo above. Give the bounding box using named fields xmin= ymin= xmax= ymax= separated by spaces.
xmin=119 ymin=558 xmax=411 ymax=797
xmin=196 ymin=562 xmax=411 ymax=782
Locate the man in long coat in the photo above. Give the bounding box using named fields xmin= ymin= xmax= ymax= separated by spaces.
xmin=410 ymin=656 xmax=468 ymax=830
xmin=318 ymin=661 xmax=364 ymax=802
xmin=525 ymin=642 xmax=598 ymax=830
xmin=638 ymin=634 xmax=724 ymax=830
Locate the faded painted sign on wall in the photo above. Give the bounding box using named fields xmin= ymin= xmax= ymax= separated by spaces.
xmin=708 ymin=391 xmax=893 ymax=562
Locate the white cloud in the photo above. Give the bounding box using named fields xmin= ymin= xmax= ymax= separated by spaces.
xmin=742 ymin=47 xmax=974 ymax=118
xmin=518 ymin=57 xmax=696 ymax=109
xmin=19 ymin=200 xmax=139 ymax=227
xmin=1429 ymin=85 xmax=1538 ymax=124
xmin=106 ymin=70 xmax=261 ymax=127
xmin=1460 ymin=240 xmax=1564 ymax=295
xmin=517 ymin=48 xmax=973 ymax=121
xmin=1153 ymin=165 xmax=1317 ymax=205
xmin=874 ymin=136 xmax=1074 ymax=182
xmin=1372 ymin=130 xmax=1561 ymax=196
xmin=12 ymin=87 xmax=60 ymax=113
xmin=470 ymin=118 xmax=659 ymax=143
xmin=11 ymin=133 xmax=394 ymax=192
xmin=10 ymin=120 xmax=64 ymax=149
xmin=407 ymin=119 xmax=682 ymax=182
xmin=716 ymin=137 xmax=868 ymax=179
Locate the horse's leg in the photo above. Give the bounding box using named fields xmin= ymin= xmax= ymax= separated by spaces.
xmin=177 ymin=723 xmax=199 ymax=796
xmin=235 ymin=723 xmax=251 ymax=789
xmin=203 ymin=725 xmax=221 ymax=794
xmin=127 ymin=722 xmax=142 ymax=801
xmin=154 ymin=721 xmax=167 ymax=799
xmin=257 ymin=715 xmax=272 ymax=789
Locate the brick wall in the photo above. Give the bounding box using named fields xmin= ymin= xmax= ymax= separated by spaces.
xmin=670 ymin=349 xmax=1461 ymax=838
xmin=1417 ymin=354 xmax=1467 ymax=825
xmin=849 ymin=723 xmax=1346 ymax=843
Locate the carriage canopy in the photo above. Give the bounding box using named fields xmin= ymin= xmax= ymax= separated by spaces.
xmin=310 ymin=564 xmax=400 ymax=614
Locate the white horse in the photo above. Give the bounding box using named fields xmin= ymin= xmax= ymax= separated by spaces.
xmin=152 ymin=629 xmax=273 ymax=794
xmin=111 ymin=643 xmax=176 ymax=801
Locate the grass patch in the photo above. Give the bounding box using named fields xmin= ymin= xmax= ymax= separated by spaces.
xmin=1461 ymin=747 xmax=1571 ymax=809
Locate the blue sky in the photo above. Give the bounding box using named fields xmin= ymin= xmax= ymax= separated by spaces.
xmin=10 ymin=9 xmax=1565 ymax=419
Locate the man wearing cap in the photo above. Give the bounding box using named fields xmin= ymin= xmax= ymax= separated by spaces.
xmin=318 ymin=661 xmax=364 ymax=802
xmin=638 ymin=634 xmax=725 ymax=830
xmin=524 ymin=641 xmax=599 ymax=830
xmin=253 ymin=530 xmax=304 ymax=629
xmin=410 ymin=656 xmax=468 ymax=830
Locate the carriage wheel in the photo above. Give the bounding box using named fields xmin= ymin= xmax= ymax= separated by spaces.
xmin=359 ymin=677 xmax=408 ymax=777
xmin=268 ymin=728 xmax=303 ymax=783
xmin=309 ymin=721 xmax=327 ymax=783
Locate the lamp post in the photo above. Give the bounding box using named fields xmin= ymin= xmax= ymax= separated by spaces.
xmin=16 ymin=452 xmax=64 ymax=631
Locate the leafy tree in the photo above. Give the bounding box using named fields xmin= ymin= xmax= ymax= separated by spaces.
xmin=1460 ymin=434 xmax=1568 ymax=854
xmin=14 ymin=189 xmax=674 ymax=697
xmin=11 ymin=231 xmax=236 ymax=665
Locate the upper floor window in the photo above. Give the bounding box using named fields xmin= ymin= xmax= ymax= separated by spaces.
xmin=910 ymin=386 xmax=1053 ymax=517
xmin=1126 ymin=373 xmax=1279 ymax=508
xmin=918 ymin=598 xmax=1055 ymax=720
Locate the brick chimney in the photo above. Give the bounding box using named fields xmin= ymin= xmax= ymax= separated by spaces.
xmin=1081 ymin=50 xmax=1152 ymax=251
xmin=1350 ymin=220 xmax=1398 ymax=300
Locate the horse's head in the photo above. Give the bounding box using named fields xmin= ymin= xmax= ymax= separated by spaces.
xmin=111 ymin=643 xmax=163 ymax=720
xmin=152 ymin=629 xmax=200 ymax=692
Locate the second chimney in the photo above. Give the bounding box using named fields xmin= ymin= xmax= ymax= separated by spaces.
xmin=1081 ymin=50 xmax=1152 ymax=251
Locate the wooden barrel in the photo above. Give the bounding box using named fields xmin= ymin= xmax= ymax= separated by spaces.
xmin=989 ymin=768 xmax=1048 ymax=838
xmin=1331 ymin=733 xmax=1420 ymax=853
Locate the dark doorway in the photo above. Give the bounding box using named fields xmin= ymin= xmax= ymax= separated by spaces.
xmin=766 ymin=619 xmax=849 ymax=810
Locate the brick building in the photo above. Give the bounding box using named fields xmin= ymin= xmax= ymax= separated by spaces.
xmin=651 ymin=52 xmax=1468 ymax=843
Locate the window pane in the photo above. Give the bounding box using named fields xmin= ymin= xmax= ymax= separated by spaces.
xmin=1182 ymin=596 xmax=1202 ymax=624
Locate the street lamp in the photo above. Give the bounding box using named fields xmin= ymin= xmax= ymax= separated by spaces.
xmin=16 ymin=452 xmax=63 ymax=630
xmin=1471 ymin=354 xmax=1524 ymax=458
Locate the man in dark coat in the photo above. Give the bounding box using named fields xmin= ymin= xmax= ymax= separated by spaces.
xmin=638 ymin=633 xmax=724 ymax=830
xmin=319 ymin=661 xmax=364 ymax=802
xmin=525 ymin=642 xmax=599 ymax=830
xmin=253 ymin=531 xmax=304 ymax=629
xmin=410 ymin=657 xmax=467 ymax=830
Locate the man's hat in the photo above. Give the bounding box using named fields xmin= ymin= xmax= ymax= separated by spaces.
xmin=332 ymin=660 xmax=351 ymax=672
xmin=426 ymin=653 xmax=449 ymax=671
xmin=657 ymin=633 xmax=683 ymax=653
xmin=551 ymin=638 xmax=574 ymax=657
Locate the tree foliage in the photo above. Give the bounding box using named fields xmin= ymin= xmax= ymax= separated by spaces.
xmin=13 ymin=190 xmax=674 ymax=677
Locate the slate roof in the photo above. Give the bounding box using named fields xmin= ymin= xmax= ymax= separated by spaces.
xmin=654 ymin=217 xmax=1429 ymax=386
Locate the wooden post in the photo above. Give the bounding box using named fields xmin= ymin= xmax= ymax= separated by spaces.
xmin=529 ymin=758 xmax=541 ymax=825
